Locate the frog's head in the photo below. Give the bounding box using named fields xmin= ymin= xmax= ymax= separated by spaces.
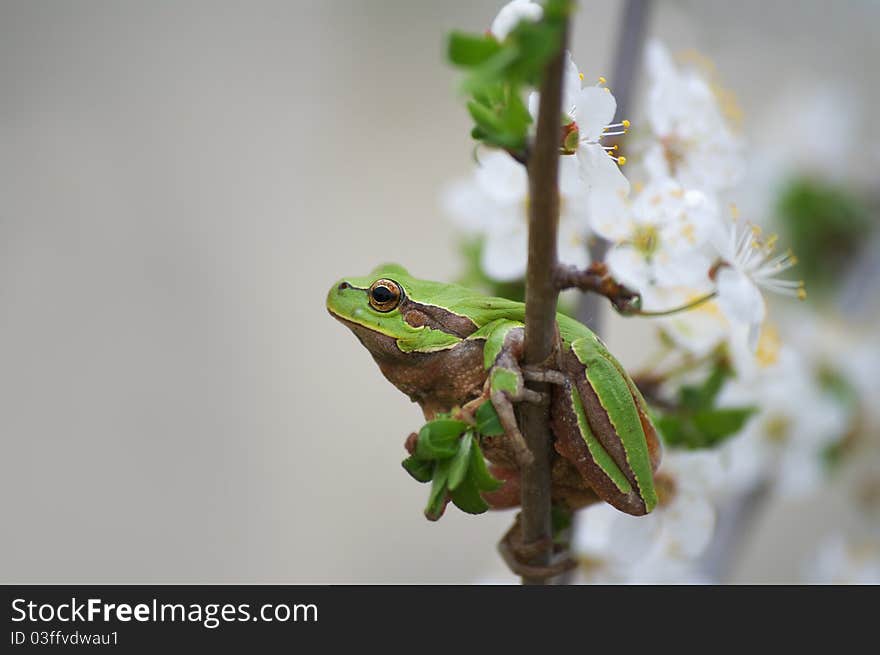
xmin=327 ymin=263 xmax=412 ymax=359
xmin=327 ymin=263 xmax=475 ymax=360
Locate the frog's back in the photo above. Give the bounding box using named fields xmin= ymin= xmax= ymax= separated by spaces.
xmin=555 ymin=312 xmax=594 ymax=345
xmin=449 ymin=288 xmax=594 ymax=345
xmin=381 ymin=265 xmax=593 ymax=342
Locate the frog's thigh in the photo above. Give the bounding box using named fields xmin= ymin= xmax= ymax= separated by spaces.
xmin=551 ymin=350 xmax=650 ymax=516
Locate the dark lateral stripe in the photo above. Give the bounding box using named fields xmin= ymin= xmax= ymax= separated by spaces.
xmin=569 ymin=387 xmax=632 ymax=494
xmin=403 ymin=299 xmax=478 ymax=338
xmin=572 ymin=337 xmax=658 ymax=512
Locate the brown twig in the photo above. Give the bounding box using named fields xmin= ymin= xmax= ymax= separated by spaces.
xmin=554 ymin=262 xmax=642 ymax=315
xmin=515 ymin=11 xmax=570 ymax=586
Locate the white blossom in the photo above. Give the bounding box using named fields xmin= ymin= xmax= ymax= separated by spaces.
xmin=442 ymin=150 xmax=590 ymax=281
xmin=710 ymin=215 xmax=805 ymax=351
xmin=489 ymin=0 xmax=543 ymax=40
xmin=645 ymin=286 xmax=747 ymax=357
xmin=592 ymin=178 xmax=717 ymax=296
xmin=716 ymin=330 xmax=849 ymax=498
xmin=803 ymin=534 xmax=880 ymax=585
xmin=528 ymin=54 xmax=631 ymax=212
xmin=643 ymin=40 xmax=743 ymax=193
xmin=573 ymin=451 xmax=722 ymax=583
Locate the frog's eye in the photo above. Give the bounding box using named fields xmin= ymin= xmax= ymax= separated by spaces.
xmin=368 ymin=278 xmax=403 ymax=312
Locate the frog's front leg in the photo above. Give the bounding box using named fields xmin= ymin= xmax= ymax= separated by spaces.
xmin=473 ymin=319 xmax=553 ymax=468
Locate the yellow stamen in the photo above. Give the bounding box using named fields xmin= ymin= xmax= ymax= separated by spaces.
xmin=756 ymin=325 xmax=781 ymax=368
xmin=617 ymin=155 xmax=626 ymax=165
xmin=622 ymin=119 xmax=630 ymax=128
xmin=632 ymin=224 xmax=660 ymax=256
xmin=579 ymin=72 xmax=585 ymax=81
xmin=598 ymin=76 xmax=606 ymax=85
xmin=765 ymin=414 xmax=791 ymax=443
xmin=682 ymin=223 xmax=696 ymax=244
xmin=797 ymin=284 xmax=807 ymax=301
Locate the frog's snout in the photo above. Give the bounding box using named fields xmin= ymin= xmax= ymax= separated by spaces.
xmin=327 ymin=278 xmax=355 ymax=318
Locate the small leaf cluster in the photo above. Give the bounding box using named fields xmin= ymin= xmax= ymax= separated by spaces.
xmin=447 ymin=0 xmax=572 ymax=153
xmin=654 ymin=361 xmax=756 ymax=450
xmin=402 ymin=403 xmax=505 ymax=521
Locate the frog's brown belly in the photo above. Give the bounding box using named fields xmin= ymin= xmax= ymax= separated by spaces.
xmin=373 ymin=338 xmax=488 ymax=419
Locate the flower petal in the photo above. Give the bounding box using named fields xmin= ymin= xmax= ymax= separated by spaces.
xmin=660 ymin=493 xmax=715 ymax=559
xmin=607 ymin=512 xmax=662 ymax=565
xmin=573 ymin=86 xmax=617 ymax=143
xmin=715 ymin=266 xmax=766 ymax=329
xmin=490 ymin=0 xmax=543 ymax=40
xmin=556 ymin=217 xmax=590 ymax=270
xmin=578 ymin=143 xmax=630 ymax=195
xmin=481 ymin=219 xmax=528 ymax=281
xmin=474 ymin=150 xmax=528 ymax=204
xmin=606 ymin=245 xmax=652 ymax=293
xmin=440 ymin=178 xmax=493 ymax=234
xmin=561 ymin=51 xmax=582 ymax=116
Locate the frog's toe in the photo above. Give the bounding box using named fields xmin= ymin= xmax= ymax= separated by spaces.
xmin=522 ymin=366 xmax=568 ymax=386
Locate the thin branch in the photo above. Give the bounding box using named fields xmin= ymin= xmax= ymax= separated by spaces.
xmin=516 ymin=12 xmax=570 ymax=586
xmin=632 ymin=292 xmax=717 ymax=317
xmin=554 ymin=262 xmax=641 ymax=314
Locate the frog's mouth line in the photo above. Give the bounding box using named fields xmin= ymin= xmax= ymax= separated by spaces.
xmin=328 ymin=311 xmax=418 ymax=360
xmin=327 ymin=309 xmax=396 ymax=340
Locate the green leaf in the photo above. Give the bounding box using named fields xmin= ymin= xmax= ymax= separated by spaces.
xmin=424 ymin=459 xmax=451 ymax=521
xmin=459 ymin=46 xmax=522 ymax=95
xmin=466 ymin=98 xmax=527 ymax=150
xmin=447 ymin=0 xmax=573 ymax=153
xmin=656 ymin=406 xmax=756 ymax=449
xmin=818 ymin=364 xmax=859 ymax=412
xmin=415 ymin=418 xmax=468 ymax=460
xmin=450 ymin=475 xmax=490 ymax=515
xmin=475 ymin=401 xmax=505 ymax=436
xmin=679 ymin=361 xmax=730 ymax=411
xmin=469 ymin=438 xmax=503 ymax=492
xmin=447 ymin=31 xmax=502 ymax=67
xmin=401 ymin=456 xmax=434 ymax=483
xmin=692 ymin=407 xmax=757 ymax=443
xmin=654 ymin=414 xmax=688 ymax=447
xmin=776 ymin=176 xmax=874 ymax=294
xmin=504 ymin=21 xmax=558 ymax=83
xmin=448 ymin=431 xmax=473 ymax=491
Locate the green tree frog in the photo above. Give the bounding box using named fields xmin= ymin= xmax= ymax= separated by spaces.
xmin=327 ymin=264 xmax=661 ymax=516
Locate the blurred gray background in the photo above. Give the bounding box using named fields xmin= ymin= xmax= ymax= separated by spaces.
xmin=2 ymin=0 xmax=878 ymax=583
